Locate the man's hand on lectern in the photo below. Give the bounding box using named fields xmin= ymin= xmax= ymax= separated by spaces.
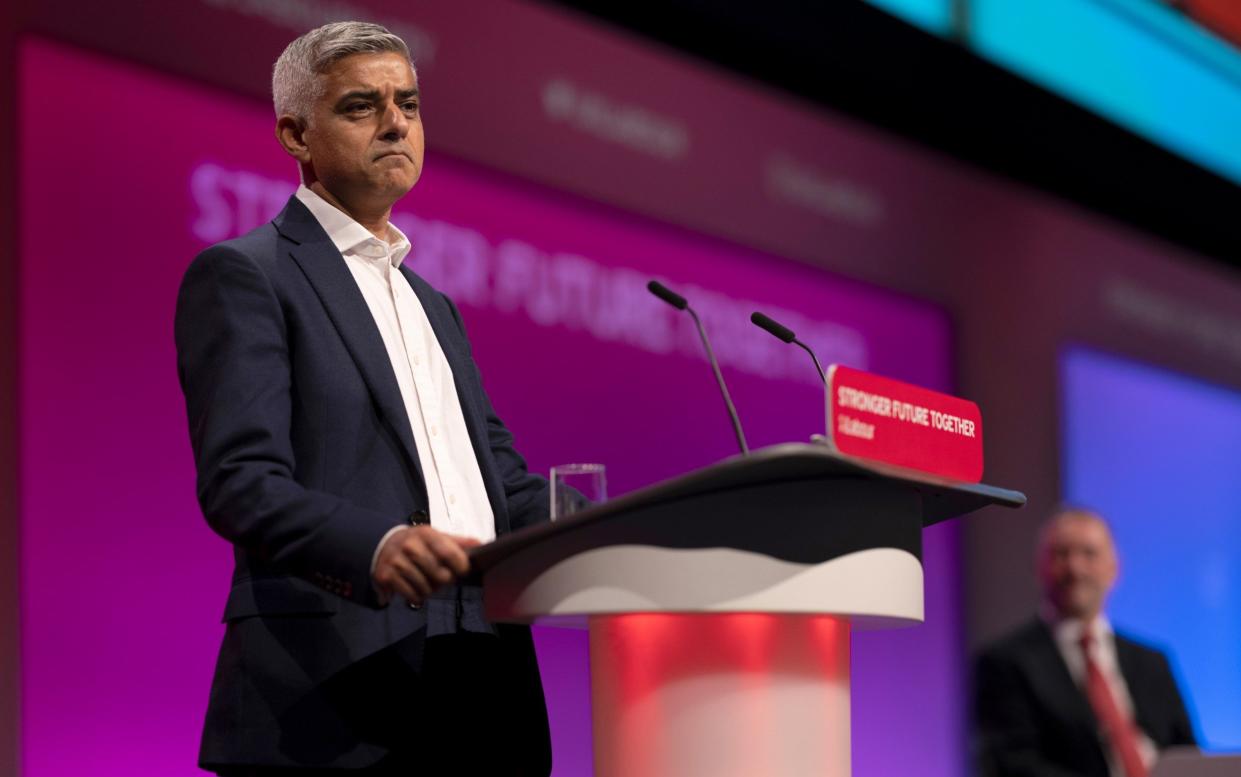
xmin=372 ymin=525 xmax=481 ymax=606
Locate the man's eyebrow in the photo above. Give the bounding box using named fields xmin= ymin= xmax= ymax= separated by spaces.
xmin=335 ymin=89 xmax=382 ymax=106
xmin=334 ymin=88 xmax=419 ymax=107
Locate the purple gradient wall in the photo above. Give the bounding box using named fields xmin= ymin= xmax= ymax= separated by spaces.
xmin=17 ymin=39 xmax=959 ymax=776
xmin=0 ymin=2 xmax=19 ymax=775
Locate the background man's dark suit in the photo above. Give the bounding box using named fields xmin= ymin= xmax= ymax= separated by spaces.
xmin=175 ymin=196 xmax=552 ymax=772
xmin=975 ymin=618 xmax=1196 ymax=777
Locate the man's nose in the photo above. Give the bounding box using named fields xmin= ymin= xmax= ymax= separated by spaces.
xmin=1064 ymin=553 xmax=1089 ymax=577
xmin=379 ymin=101 xmax=409 ymax=140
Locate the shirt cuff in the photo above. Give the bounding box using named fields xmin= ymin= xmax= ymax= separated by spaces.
xmin=371 ymin=525 xmax=407 ymax=575
xmin=371 ymin=525 xmax=408 ymax=606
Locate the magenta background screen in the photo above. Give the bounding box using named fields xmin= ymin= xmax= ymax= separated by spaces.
xmin=18 ymin=39 xmax=959 ymax=775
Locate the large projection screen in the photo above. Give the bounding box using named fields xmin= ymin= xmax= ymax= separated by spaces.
xmin=1062 ymin=346 xmax=1241 ymax=750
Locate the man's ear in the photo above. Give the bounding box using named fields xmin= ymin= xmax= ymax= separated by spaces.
xmin=275 ymin=115 xmax=312 ymax=164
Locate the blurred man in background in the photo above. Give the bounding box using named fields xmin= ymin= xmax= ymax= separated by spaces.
xmin=974 ymin=507 xmax=1196 ymax=777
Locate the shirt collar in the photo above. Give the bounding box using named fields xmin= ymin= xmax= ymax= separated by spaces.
xmin=295 ymin=184 xmax=411 ymax=267
xmin=1044 ymin=608 xmax=1114 ymax=647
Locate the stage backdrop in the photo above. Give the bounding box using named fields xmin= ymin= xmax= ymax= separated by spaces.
xmin=18 ymin=39 xmax=960 ymax=775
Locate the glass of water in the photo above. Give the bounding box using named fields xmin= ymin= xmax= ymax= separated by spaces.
xmin=549 ymin=463 xmax=607 ymax=521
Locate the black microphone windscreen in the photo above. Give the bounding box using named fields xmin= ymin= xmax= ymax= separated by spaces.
xmin=751 ymin=312 xmax=796 ymax=343
xmin=647 ymin=280 xmax=688 ymax=310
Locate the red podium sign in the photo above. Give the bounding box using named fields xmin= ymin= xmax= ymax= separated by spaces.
xmin=826 ymin=365 xmax=983 ymax=482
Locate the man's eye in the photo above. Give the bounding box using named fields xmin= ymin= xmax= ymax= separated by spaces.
xmin=402 ymin=101 xmax=420 ymax=113
xmin=347 ymin=103 xmax=371 ymax=113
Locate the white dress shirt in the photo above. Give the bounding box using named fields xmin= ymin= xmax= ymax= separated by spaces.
xmin=1049 ymin=614 xmax=1158 ymax=776
xmin=294 ymin=186 xmax=496 ymax=562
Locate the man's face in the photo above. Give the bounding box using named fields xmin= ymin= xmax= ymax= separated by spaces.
xmin=1037 ymin=513 xmax=1119 ymax=621
xmin=298 ymin=51 xmax=424 ymax=209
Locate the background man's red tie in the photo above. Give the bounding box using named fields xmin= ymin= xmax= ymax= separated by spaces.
xmin=1080 ymin=633 xmax=1148 ymax=777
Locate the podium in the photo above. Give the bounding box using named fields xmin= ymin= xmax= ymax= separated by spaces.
xmin=471 ymin=443 xmax=1025 ymax=777
xmin=1152 ymin=749 xmax=1241 ymax=777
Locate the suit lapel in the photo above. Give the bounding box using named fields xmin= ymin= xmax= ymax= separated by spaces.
xmin=399 ymin=264 xmax=509 ymax=530
xmin=1114 ymin=635 xmax=1152 ymax=735
xmin=273 ymin=198 xmax=425 ymax=482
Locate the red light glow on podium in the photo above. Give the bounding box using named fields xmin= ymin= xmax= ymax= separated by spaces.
xmin=590 ymin=613 xmax=852 ymax=777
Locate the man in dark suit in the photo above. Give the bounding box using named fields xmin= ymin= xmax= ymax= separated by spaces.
xmin=175 ymin=21 xmax=552 ymax=775
xmin=974 ymin=508 xmax=1196 ymax=777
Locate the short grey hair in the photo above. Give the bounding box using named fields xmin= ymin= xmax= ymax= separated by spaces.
xmin=272 ymin=21 xmax=414 ymax=122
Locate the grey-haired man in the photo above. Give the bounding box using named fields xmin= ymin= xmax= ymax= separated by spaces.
xmin=176 ymin=21 xmax=552 ymax=775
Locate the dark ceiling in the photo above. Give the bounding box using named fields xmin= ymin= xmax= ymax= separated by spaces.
xmin=547 ymin=0 xmax=1241 ymax=272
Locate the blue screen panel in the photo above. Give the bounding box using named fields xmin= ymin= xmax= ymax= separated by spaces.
xmin=972 ymin=0 xmax=1241 ymax=186
xmin=863 ymin=0 xmax=955 ymax=35
xmin=1062 ymin=347 xmax=1241 ymax=750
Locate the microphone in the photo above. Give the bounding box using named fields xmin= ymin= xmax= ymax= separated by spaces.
xmin=751 ymin=311 xmax=826 ymax=384
xmin=648 ymin=281 xmax=749 ymax=455
xmin=647 ymin=281 xmax=687 ymax=310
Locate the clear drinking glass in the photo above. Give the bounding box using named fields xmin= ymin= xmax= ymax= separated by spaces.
xmin=549 ymin=463 xmax=607 ymax=521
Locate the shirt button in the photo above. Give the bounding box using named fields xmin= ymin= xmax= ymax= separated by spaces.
xmin=448 ymin=494 xmax=457 ymax=505
xmin=431 ymin=426 xmax=438 ymax=436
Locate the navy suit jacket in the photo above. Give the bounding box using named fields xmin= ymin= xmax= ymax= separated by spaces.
xmin=974 ymin=618 xmax=1196 ymax=777
xmin=175 ymin=196 xmax=551 ymax=769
